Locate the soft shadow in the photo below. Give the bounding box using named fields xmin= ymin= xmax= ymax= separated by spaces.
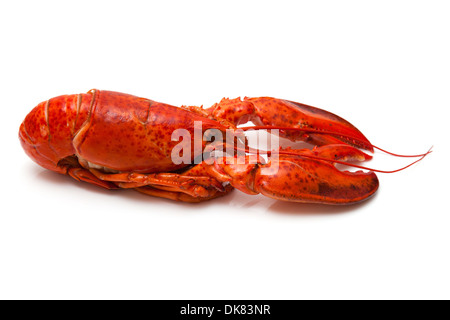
xmin=35 ymin=167 xmax=235 ymax=208
xmin=35 ymin=166 xmax=377 ymax=215
xmin=36 ymin=169 xmax=114 ymax=196
xmin=36 ymin=169 xmax=178 ymax=205
xmin=267 ymin=192 xmax=378 ymax=216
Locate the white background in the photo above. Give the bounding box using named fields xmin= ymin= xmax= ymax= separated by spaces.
xmin=0 ymin=0 xmax=448 ymax=299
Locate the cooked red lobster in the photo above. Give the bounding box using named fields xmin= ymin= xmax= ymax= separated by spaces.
xmin=19 ymin=90 xmax=428 ymax=204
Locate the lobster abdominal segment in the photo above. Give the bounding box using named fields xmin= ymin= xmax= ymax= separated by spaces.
xmin=19 ymin=90 xmax=385 ymax=204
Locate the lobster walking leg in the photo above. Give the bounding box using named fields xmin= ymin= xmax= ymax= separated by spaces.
xmin=135 ymin=184 xmax=234 ymax=203
xmin=56 ymin=155 xmax=119 ymax=189
xmin=67 ymin=168 xmax=118 ymax=189
xmin=88 ymin=167 xmax=227 ymax=200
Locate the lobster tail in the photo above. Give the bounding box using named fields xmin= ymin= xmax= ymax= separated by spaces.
xmin=19 ymin=92 xmax=94 ymax=173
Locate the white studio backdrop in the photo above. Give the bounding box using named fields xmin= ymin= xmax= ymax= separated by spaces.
xmin=0 ymin=0 xmax=449 ymax=299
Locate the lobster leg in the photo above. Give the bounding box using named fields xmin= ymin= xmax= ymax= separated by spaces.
xmin=88 ymin=167 xmax=229 ymax=201
xmin=207 ymin=97 xmax=374 ymax=151
xmin=67 ymin=168 xmax=119 ymax=189
xmin=57 ymin=156 xmax=118 ymax=189
xmin=208 ymin=145 xmax=379 ymax=204
xmin=135 ymin=184 xmax=234 ymax=203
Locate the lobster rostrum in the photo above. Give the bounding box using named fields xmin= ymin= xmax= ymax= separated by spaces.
xmin=19 ymin=90 xmax=429 ymax=204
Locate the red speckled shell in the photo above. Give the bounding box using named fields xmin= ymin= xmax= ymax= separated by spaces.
xmin=73 ymin=90 xmax=226 ymax=173
xmin=19 ymin=92 xmax=94 ymax=172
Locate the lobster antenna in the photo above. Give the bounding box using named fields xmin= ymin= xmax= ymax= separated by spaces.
xmin=239 ymin=125 xmax=429 ymax=158
xmin=274 ymin=147 xmax=432 ymax=174
xmin=220 ymin=143 xmax=432 ymax=174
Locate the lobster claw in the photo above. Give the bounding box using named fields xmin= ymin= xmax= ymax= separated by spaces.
xmin=249 ymin=98 xmax=375 ymax=152
xmin=255 ymin=156 xmax=379 ymax=204
xmin=208 ymin=97 xmax=374 ymax=152
xmin=210 ymin=145 xmax=379 ymax=204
